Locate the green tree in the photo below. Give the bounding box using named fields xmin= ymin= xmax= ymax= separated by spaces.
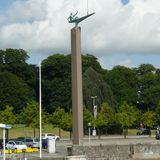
xmin=116 ymin=101 xmax=139 ymax=138
xmin=137 ymin=72 xmax=160 ymax=110
xmin=83 ymin=67 xmax=116 ymax=111
xmin=137 ymin=64 xmax=156 ymax=76
xmin=0 ymin=49 xmax=37 ymax=97
xmin=155 ymin=101 xmax=160 ymax=126
xmin=42 ymin=54 xmax=71 ymax=112
xmin=49 ymin=107 xmax=65 ymax=137
xmin=42 ymin=54 xmax=104 ymax=113
xmin=141 ymin=110 xmax=156 ymax=129
xmin=94 ymin=103 xmax=115 ymax=138
xmin=83 ymin=107 xmax=94 ymax=134
xmin=50 ymin=107 xmax=72 ymax=137
xmin=3 ymin=48 xmax=29 ymax=64
xmin=0 ymin=72 xmax=35 ymax=113
xmin=82 ymin=54 xmax=103 ymax=73
xmin=5 ymin=63 xmax=37 ymax=89
xmin=19 ymin=100 xmax=47 ymax=137
xmin=61 ymin=111 xmax=72 ymax=133
xmin=0 ymin=105 xmax=16 ymax=124
xmin=103 ymin=66 xmax=137 ymax=109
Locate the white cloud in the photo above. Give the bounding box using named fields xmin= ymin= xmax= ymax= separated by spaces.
xmin=0 ymin=0 xmax=160 ymax=59
xmin=112 ymin=59 xmax=135 ymax=68
xmin=98 ymin=56 xmax=135 ymax=69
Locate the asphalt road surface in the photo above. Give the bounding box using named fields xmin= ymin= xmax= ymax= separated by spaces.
xmin=25 ymin=135 xmax=160 ymax=159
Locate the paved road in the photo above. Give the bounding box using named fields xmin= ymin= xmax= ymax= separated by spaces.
xmin=58 ymin=135 xmax=160 ymax=145
xmin=25 ymin=135 xmax=160 ymax=159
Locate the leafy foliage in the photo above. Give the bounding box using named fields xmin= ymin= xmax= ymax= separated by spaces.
xmin=0 ymin=105 xmax=16 ymax=124
xmin=0 ymin=48 xmax=159 ymax=134
xmin=116 ymin=101 xmax=140 ymax=129
xmin=19 ymin=100 xmax=48 ymax=128
xmin=49 ymin=107 xmax=65 ymax=129
xmin=0 ymin=72 xmax=35 ymax=113
xmin=60 ymin=111 xmax=72 ymax=132
xmin=83 ymin=107 xmax=94 ymax=133
xmin=94 ymin=103 xmax=115 ymax=135
xmin=155 ymin=101 xmax=160 ymax=126
xmin=141 ymin=110 xmax=156 ymax=128
xmin=103 ymin=66 xmax=137 ymax=108
xmin=50 ymin=107 xmax=72 ymax=132
xmin=137 ymin=64 xmax=156 ymax=76
xmin=1 ymin=48 xmax=29 ymax=64
xmin=83 ymin=67 xmax=116 ymax=110
xmin=137 ymin=71 xmax=160 ymax=110
xmin=42 ymin=54 xmax=71 ymax=112
xmin=82 ymin=54 xmax=102 ymax=73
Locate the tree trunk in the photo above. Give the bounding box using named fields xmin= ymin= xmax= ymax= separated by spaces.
xmin=33 ymin=128 xmax=36 ymax=137
xmin=59 ymin=128 xmax=61 ymax=137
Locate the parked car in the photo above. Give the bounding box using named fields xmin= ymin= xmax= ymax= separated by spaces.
xmin=24 ymin=138 xmax=40 ymax=148
xmin=16 ymin=137 xmax=31 ymax=142
xmin=155 ymin=131 xmax=160 ymax=140
xmin=6 ymin=141 xmax=27 ymax=150
xmin=42 ymin=133 xmax=60 ymax=140
xmin=136 ymin=128 xmax=151 ymax=135
xmin=0 ymin=139 xmax=16 ymax=149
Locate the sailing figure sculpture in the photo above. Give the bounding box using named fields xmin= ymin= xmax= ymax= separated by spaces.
xmin=68 ymin=11 xmax=95 ymax=26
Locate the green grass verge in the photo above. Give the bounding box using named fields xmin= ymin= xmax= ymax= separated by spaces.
xmin=0 ymin=124 xmax=70 ymax=139
xmin=0 ymin=127 xmax=156 ymax=139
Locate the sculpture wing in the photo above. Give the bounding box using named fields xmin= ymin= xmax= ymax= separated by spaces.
xmin=68 ymin=12 xmax=95 ymax=26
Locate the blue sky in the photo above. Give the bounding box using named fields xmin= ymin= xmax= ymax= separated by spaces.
xmin=0 ymin=0 xmax=13 ymax=11
xmin=0 ymin=0 xmax=160 ymax=70
xmin=121 ymin=0 xmax=129 ymax=5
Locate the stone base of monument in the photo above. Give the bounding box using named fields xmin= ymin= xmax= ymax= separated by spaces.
xmin=133 ymin=153 xmax=160 ymax=159
xmin=132 ymin=143 xmax=160 ymax=159
xmin=64 ymin=155 xmax=86 ymax=160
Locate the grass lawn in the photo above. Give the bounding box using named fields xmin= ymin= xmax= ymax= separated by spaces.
xmin=0 ymin=124 xmax=70 ymax=139
xmin=0 ymin=126 xmax=156 ymax=139
xmin=128 ymin=128 xmax=156 ymax=136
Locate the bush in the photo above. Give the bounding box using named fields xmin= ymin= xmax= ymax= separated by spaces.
xmin=107 ymin=123 xmax=123 ymax=134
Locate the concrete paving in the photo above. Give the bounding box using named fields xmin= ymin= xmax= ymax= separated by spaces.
xmin=4 ymin=135 xmax=159 ymax=159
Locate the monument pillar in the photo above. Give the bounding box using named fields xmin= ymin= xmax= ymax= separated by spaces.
xmin=71 ymin=26 xmax=83 ymax=145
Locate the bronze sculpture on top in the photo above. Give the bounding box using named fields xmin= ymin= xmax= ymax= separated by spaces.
xmin=68 ymin=11 xmax=95 ymax=26
xmin=68 ymin=11 xmax=95 ymax=145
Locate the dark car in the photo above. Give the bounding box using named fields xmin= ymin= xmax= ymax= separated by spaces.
xmin=136 ymin=128 xmax=151 ymax=135
xmin=0 ymin=139 xmax=3 ymax=149
xmin=155 ymin=133 xmax=160 ymax=139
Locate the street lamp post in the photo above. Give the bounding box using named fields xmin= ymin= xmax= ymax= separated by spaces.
xmin=3 ymin=127 xmax=5 ymax=160
xmin=88 ymin=122 xmax=91 ymax=146
xmin=0 ymin=124 xmax=12 ymax=160
xmin=39 ymin=62 xmax=42 ymax=159
xmin=91 ymin=96 xmax=97 ymax=136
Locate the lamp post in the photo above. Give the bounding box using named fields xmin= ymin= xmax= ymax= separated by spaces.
xmin=0 ymin=124 xmax=12 ymax=160
xmin=2 ymin=127 xmax=5 ymax=160
xmin=88 ymin=122 xmax=91 ymax=146
xmin=39 ymin=61 xmax=42 ymax=159
xmin=91 ymin=96 xmax=97 ymax=136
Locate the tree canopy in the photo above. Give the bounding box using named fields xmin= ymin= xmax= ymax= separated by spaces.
xmin=0 ymin=48 xmax=160 ymax=133
xmin=0 ymin=72 xmax=35 ymax=113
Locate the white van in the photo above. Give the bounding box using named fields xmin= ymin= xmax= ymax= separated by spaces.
xmin=41 ymin=133 xmax=60 ymax=140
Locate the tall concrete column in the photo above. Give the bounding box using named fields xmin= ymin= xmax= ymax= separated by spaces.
xmin=71 ymin=26 xmax=83 ymax=145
